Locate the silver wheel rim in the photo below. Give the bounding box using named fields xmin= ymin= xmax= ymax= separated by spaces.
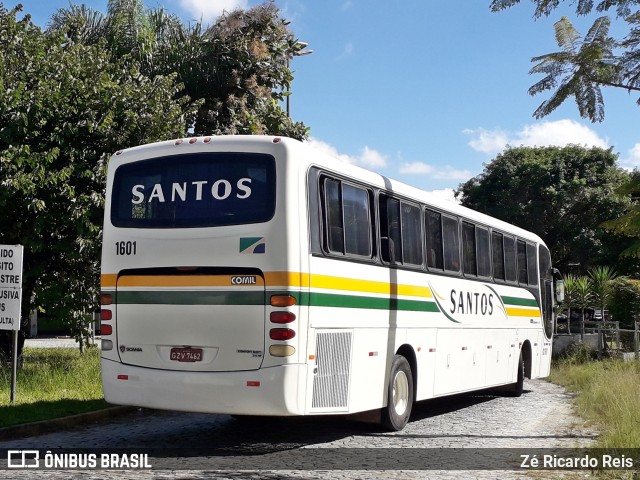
xmin=392 ymin=370 xmax=409 ymax=416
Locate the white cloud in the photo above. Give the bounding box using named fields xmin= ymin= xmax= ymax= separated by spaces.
xmin=517 ymin=120 xmax=608 ymax=148
xmin=307 ymin=138 xmax=470 ymax=183
xmin=465 ymin=119 xmax=609 ymax=156
xmin=426 ymin=188 xmax=459 ymax=204
xmin=306 ymin=137 xmax=387 ymax=168
xmin=359 ymin=146 xmax=387 ymax=168
xmin=399 ymin=162 xmax=434 ymax=175
xmin=179 ymin=0 xmax=248 ymax=23
xmin=621 ymin=143 xmax=640 ymax=170
xmin=463 ymin=128 xmax=509 ymax=155
xmin=400 ymin=162 xmax=471 ymax=180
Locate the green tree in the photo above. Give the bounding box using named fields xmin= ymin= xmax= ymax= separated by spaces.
xmin=608 ymin=276 xmax=640 ymax=328
xmin=491 ymin=0 xmax=640 ymax=121
xmin=559 ymin=273 xmax=580 ymax=333
xmin=588 ymin=265 xmax=617 ymax=317
xmin=49 ymin=0 xmax=309 ymax=139
xmin=0 ymin=4 xmax=198 ymax=358
xmin=573 ymin=275 xmax=593 ymax=340
xmin=455 ymin=145 xmax=634 ymax=273
xmin=602 ymin=170 xmax=640 ymax=256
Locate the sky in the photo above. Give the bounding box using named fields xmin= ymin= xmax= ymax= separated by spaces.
xmin=14 ymin=0 xmax=640 ymax=201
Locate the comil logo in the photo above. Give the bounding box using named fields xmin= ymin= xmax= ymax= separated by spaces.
xmin=231 ymin=276 xmax=257 ymax=285
xmin=8 ymin=450 xmax=39 ymax=468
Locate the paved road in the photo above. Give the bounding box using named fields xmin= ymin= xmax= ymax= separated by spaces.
xmin=25 ymin=337 xmax=98 ymax=349
xmin=0 ymin=379 xmax=597 ymax=479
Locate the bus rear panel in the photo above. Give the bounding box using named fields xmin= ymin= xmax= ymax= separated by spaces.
xmin=101 ymin=137 xmax=308 ymax=415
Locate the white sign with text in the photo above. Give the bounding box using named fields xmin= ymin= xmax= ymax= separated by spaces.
xmin=0 ymin=245 xmax=23 ymax=331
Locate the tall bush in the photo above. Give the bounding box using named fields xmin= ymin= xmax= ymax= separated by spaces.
xmin=608 ymin=277 xmax=640 ymax=329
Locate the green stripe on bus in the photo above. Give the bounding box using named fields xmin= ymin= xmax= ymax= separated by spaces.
xmin=117 ymin=291 xmax=265 ymax=306
xmin=309 ymin=292 xmax=440 ymax=312
xmin=118 ymin=289 xmax=439 ymax=312
xmin=501 ymin=296 xmax=538 ymax=307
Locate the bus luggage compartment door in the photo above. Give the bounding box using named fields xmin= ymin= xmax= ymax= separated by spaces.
xmin=115 ymin=270 xmax=265 ymax=371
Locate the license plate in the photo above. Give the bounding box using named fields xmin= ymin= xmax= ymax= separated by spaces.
xmin=170 ymin=347 xmax=203 ymax=362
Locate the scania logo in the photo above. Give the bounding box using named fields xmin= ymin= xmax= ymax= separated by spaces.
xmin=119 ymin=345 xmax=143 ymax=352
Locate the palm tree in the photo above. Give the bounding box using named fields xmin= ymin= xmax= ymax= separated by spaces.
xmin=47 ymin=0 xmax=308 ymax=139
xmin=528 ymin=16 xmax=637 ymax=122
xmin=589 ymin=265 xmax=617 ymax=321
xmin=573 ymin=275 xmax=593 ymax=342
xmin=560 ymin=274 xmax=579 ymax=334
xmin=49 ymin=0 xmax=185 ymax=75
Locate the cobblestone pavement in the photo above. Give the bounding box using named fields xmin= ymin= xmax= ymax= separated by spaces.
xmin=0 ymin=379 xmax=599 ymax=479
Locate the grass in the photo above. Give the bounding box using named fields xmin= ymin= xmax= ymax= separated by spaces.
xmin=549 ymin=348 xmax=640 ymax=449
xmin=0 ymin=347 xmax=109 ymax=428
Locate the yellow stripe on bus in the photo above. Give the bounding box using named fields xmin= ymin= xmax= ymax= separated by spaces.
xmin=506 ymin=307 xmax=541 ymax=318
xmin=101 ymin=274 xmax=117 ymax=288
xmin=264 ymin=271 xmax=310 ymax=288
xmin=104 ymin=271 xmax=433 ymax=299
xmin=265 ymin=272 xmax=432 ymax=299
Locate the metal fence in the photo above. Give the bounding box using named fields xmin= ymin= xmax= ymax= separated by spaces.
xmin=593 ymin=321 xmax=640 ymax=360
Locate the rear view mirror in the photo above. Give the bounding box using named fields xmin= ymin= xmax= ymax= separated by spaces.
xmin=555 ymin=279 xmax=565 ymax=304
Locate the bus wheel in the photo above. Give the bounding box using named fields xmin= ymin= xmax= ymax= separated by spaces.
xmin=507 ymin=352 xmax=524 ymax=397
xmin=381 ymin=355 xmax=414 ymax=431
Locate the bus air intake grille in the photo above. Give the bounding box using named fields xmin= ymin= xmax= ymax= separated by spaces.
xmin=312 ymin=331 xmax=352 ymax=409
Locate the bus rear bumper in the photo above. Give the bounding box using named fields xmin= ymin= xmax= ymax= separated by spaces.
xmin=101 ymin=358 xmax=307 ymax=416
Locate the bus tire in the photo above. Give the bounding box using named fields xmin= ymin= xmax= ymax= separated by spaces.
xmin=507 ymin=352 xmax=525 ymax=397
xmin=381 ymin=354 xmax=414 ymax=431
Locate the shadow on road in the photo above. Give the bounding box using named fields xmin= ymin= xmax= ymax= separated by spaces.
xmin=129 ymin=388 xmax=531 ymax=457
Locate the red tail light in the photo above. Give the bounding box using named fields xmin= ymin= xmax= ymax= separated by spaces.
xmin=101 ymin=309 xmax=112 ymax=321
xmin=270 ymin=312 xmax=296 ymax=323
xmin=270 ymin=328 xmax=296 ymax=341
xmin=101 ymin=324 xmax=113 ymax=336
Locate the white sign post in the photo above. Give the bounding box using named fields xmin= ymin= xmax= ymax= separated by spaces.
xmin=0 ymin=245 xmax=24 ymax=403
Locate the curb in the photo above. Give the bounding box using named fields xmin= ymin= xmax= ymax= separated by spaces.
xmin=0 ymin=406 xmax=136 ymax=441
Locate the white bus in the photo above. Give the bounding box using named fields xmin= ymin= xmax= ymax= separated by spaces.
xmin=100 ymin=135 xmax=561 ymax=431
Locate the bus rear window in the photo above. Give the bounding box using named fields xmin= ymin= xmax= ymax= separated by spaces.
xmin=111 ymin=152 xmax=276 ymax=228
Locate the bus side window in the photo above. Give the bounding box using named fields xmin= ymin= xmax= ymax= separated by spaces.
xmin=380 ymin=196 xmax=402 ymax=264
xmin=504 ymin=235 xmax=517 ymax=283
xmin=492 ymin=231 xmax=505 ymax=281
xmin=526 ymin=242 xmax=538 ymax=286
xmin=476 ymin=226 xmax=491 ymax=278
xmin=343 ymin=184 xmax=372 ymax=257
xmin=323 ymin=178 xmax=344 ymax=254
xmin=442 ymin=215 xmax=460 ymax=273
xmin=462 ymin=221 xmax=477 ymax=276
xmin=322 ymin=178 xmax=372 ymax=258
xmin=517 ymin=239 xmax=528 ymax=285
xmin=401 ymin=203 xmax=423 ymax=266
xmin=425 ymin=209 xmax=444 ymax=270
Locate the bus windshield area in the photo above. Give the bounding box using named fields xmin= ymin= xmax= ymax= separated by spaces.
xmin=111 ymin=152 xmax=276 ymax=228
